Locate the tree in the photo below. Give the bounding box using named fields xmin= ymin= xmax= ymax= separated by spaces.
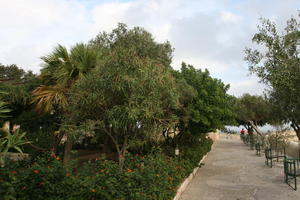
xmin=32 ymin=43 xmax=99 ymax=164
xmin=0 ymin=64 xmax=40 ymax=125
xmin=235 ymin=94 xmax=272 ymax=135
xmin=32 ymin=43 xmax=98 ymax=113
xmin=89 ymin=23 xmax=173 ymax=69
xmin=179 ymin=63 xmax=236 ymax=134
xmin=245 ymin=15 xmax=300 ymax=140
xmin=65 ymin=25 xmax=180 ymax=168
xmin=0 ymin=64 xmax=25 ymax=82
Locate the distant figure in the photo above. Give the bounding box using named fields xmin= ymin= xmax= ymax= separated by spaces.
xmin=240 ymin=128 xmax=245 ymax=135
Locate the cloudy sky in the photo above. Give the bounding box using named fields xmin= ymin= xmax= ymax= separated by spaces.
xmin=0 ymin=0 xmax=299 ymax=96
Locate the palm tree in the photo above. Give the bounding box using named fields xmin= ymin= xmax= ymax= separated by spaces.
xmin=32 ymin=43 xmax=98 ymax=113
xmin=32 ymin=43 xmax=98 ymax=164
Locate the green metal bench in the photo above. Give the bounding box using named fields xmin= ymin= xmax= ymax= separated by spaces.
xmin=284 ymin=157 xmax=300 ymax=190
xmin=255 ymin=136 xmax=267 ymax=156
xmin=245 ymin=135 xmax=250 ymax=146
xmin=240 ymin=134 xmax=248 ymax=145
xmin=255 ymin=143 xmax=261 ymax=156
xmin=249 ymin=134 xmax=255 ymax=150
xmin=240 ymin=134 xmax=245 ymax=143
xmin=265 ymin=148 xmax=285 ymax=168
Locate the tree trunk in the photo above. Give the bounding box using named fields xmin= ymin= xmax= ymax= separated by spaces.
xmin=52 ymin=132 xmax=64 ymax=154
xmin=291 ymin=123 xmax=300 ymax=141
xmin=63 ymin=136 xmax=73 ymax=166
xmin=104 ymin=127 xmax=128 ymax=169
xmin=118 ymin=152 xmax=125 ymax=169
xmin=248 ymin=121 xmax=263 ymax=136
xmin=118 ymin=136 xmax=128 ymax=169
xmin=296 ymin=129 xmax=300 ymax=141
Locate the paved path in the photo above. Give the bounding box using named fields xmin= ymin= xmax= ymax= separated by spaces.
xmin=180 ymin=137 xmax=300 ymax=200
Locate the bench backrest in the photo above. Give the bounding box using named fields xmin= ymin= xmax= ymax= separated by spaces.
xmin=265 ymin=148 xmax=286 ymax=158
xmin=284 ymin=157 xmax=300 ymax=175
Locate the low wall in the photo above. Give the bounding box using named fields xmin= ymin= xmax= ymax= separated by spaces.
xmin=0 ymin=152 xmax=30 ymax=161
xmin=286 ymin=141 xmax=300 ymax=158
xmin=208 ymin=132 xmax=219 ymax=142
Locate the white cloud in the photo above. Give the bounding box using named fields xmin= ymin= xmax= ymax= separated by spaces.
xmin=0 ymin=0 xmax=300 ymax=96
xmin=90 ymin=0 xmax=180 ymax=42
xmin=220 ymin=11 xmax=241 ymax=23
xmin=228 ymin=77 xmax=267 ymax=97
xmin=0 ymin=0 xmax=91 ymax=72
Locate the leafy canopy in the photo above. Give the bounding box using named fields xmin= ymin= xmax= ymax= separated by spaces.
xmin=245 ymin=15 xmax=300 ymax=139
xmin=235 ymin=93 xmax=272 ymax=134
xmin=179 ymin=63 xmax=236 ymax=133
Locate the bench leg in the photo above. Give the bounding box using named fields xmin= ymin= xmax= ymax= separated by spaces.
xmin=295 ymin=175 xmax=297 ymax=191
xmin=270 ymin=158 xmax=273 ymax=168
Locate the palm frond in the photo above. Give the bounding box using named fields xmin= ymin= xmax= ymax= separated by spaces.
xmin=32 ymin=85 xmax=68 ymax=113
xmin=0 ymin=101 xmax=11 ymax=118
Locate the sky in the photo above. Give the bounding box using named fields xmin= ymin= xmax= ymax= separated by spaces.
xmin=0 ymin=0 xmax=300 ymax=97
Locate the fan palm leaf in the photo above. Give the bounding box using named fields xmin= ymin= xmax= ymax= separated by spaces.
xmin=32 ymin=85 xmax=68 ymax=113
xmin=33 ymin=43 xmax=98 ymax=113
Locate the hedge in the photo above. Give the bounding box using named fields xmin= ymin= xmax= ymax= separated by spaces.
xmin=0 ymin=137 xmax=212 ymax=200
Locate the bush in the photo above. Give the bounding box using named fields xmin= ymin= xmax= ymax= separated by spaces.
xmin=0 ymin=137 xmax=212 ymax=200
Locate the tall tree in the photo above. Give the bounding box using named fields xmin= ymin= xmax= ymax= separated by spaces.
xmin=179 ymin=63 xmax=236 ymax=134
xmin=0 ymin=64 xmax=40 ymax=123
xmin=66 ymin=24 xmax=180 ymax=168
xmin=235 ymin=94 xmax=272 ymax=135
xmin=32 ymin=43 xmax=99 ymax=164
xmin=0 ymin=64 xmax=25 ymax=82
xmin=32 ymin=43 xmax=98 ymax=113
xmin=245 ymin=16 xmax=300 ymax=140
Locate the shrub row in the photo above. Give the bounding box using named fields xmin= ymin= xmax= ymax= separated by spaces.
xmin=0 ymin=137 xmax=212 ymax=200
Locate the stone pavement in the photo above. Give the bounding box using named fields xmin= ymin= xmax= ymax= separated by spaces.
xmin=180 ymin=137 xmax=300 ymax=200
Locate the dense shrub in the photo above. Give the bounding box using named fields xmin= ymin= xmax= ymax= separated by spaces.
xmin=0 ymin=137 xmax=212 ymax=200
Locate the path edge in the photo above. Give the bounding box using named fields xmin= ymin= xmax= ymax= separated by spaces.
xmin=172 ymin=143 xmax=215 ymax=200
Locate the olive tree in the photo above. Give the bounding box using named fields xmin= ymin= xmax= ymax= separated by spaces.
xmin=235 ymin=93 xmax=272 ymax=135
xmin=245 ymin=16 xmax=300 ymax=140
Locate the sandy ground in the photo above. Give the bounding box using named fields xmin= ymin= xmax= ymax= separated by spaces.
xmin=180 ymin=137 xmax=300 ymax=200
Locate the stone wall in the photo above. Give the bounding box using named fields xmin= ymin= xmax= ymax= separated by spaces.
xmin=286 ymin=141 xmax=300 ymax=158
xmin=0 ymin=152 xmax=30 ymax=161
xmin=208 ymin=132 xmax=219 ymax=142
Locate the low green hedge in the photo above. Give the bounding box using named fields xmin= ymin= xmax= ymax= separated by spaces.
xmin=0 ymin=137 xmax=212 ymax=200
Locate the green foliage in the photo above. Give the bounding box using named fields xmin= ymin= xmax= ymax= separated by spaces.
xmin=90 ymin=23 xmax=173 ymax=69
xmin=235 ymin=93 xmax=272 ymax=131
xmin=1 ymin=137 xmax=212 ymax=200
xmin=178 ymin=63 xmax=236 ymax=133
xmin=0 ymin=122 xmax=30 ymax=167
xmin=65 ymin=24 xmax=181 ymax=167
xmin=0 ymin=64 xmax=40 ymax=129
xmin=245 ymin=16 xmax=300 ymax=139
xmin=0 ymin=124 xmax=30 ymax=154
xmin=32 ymin=43 xmax=99 ymax=113
xmin=0 ymin=100 xmax=11 ymax=119
xmin=0 ymin=64 xmax=28 ymax=82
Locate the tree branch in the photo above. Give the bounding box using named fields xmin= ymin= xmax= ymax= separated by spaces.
xmin=248 ymin=120 xmax=263 ymax=136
